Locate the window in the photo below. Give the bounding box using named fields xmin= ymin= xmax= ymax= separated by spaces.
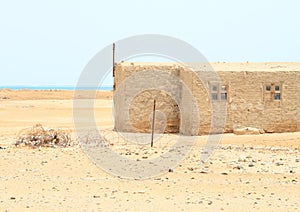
xmin=212 ymin=85 xmax=218 ymax=91
xmin=221 ymin=93 xmax=227 ymax=100
xmin=220 ymin=86 xmax=227 ymax=100
xmin=210 ymin=83 xmax=228 ymax=101
xmin=211 ymin=93 xmax=218 ymax=100
xmin=274 ymin=93 xmax=281 ymax=100
xmin=264 ymin=83 xmax=281 ymax=101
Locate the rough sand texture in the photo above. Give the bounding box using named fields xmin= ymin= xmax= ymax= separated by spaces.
xmin=0 ymin=90 xmax=299 ymax=211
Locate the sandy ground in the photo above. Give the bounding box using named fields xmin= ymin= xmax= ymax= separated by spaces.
xmin=0 ymin=89 xmax=299 ymax=211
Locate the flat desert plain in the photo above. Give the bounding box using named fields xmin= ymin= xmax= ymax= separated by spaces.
xmin=0 ymin=89 xmax=299 ymax=211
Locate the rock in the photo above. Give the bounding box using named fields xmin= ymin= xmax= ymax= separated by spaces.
xmin=234 ymin=165 xmax=243 ymax=170
xmin=295 ymin=158 xmax=300 ymax=163
xmin=248 ymin=163 xmax=255 ymax=167
xmin=200 ymin=170 xmax=208 ymax=174
xmin=187 ymin=167 xmax=194 ymax=171
xmin=238 ymin=155 xmax=247 ymax=162
xmin=233 ymin=127 xmax=264 ymax=135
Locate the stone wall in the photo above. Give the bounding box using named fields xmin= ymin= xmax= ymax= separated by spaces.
xmin=113 ymin=63 xmax=182 ymax=133
xmin=114 ymin=62 xmax=300 ymax=135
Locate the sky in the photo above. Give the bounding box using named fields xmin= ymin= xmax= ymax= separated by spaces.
xmin=0 ymin=0 xmax=299 ymax=86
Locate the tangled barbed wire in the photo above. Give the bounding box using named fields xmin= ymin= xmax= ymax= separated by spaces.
xmin=15 ymin=124 xmax=73 ymax=148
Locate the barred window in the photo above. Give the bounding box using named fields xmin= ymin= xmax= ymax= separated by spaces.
xmin=264 ymin=83 xmax=281 ymax=101
xmin=210 ymin=83 xmax=228 ymax=101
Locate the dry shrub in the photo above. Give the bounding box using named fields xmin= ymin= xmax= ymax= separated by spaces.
xmin=16 ymin=124 xmax=72 ymax=148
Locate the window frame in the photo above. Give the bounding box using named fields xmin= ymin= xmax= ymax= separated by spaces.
xmin=264 ymin=83 xmax=282 ymax=102
xmin=209 ymin=82 xmax=228 ymax=102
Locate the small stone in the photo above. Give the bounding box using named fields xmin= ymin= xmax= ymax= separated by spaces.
xmin=10 ymin=197 xmax=16 ymax=200
xmin=168 ymin=168 xmax=173 ymax=172
xmin=235 ymin=165 xmax=243 ymax=170
xmin=275 ymin=162 xmax=284 ymax=166
xmin=238 ymin=155 xmax=247 ymax=162
xmin=138 ymin=190 xmax=145 ymax=194
xmin=295 ymin=158 xmax=300 ymax=163
xmin=248 ymin=163 xmax=255 ymax=167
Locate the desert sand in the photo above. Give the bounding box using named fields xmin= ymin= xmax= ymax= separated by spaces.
xmin=0 ymin=89 xmax=299 ymax=211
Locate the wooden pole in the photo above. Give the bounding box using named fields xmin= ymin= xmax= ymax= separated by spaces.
xmin=151 ymin=99 xmax=156 ymax=147
xmin=112 ymin=43 xmax=115 ymax=77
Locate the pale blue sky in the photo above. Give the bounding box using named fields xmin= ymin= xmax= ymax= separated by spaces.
xmin=0 ymin=0 xmax=299 ymax=86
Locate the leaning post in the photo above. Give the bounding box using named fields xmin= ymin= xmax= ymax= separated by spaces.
xmin=151 ymin=99 xmax=156 ymax=147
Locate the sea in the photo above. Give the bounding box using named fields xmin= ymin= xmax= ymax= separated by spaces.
xmin=0 ymin=86 xmax=113 ymax=91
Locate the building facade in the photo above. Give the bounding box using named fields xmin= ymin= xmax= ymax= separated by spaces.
xmin=113 ymin=62 xmax=300 ymax=135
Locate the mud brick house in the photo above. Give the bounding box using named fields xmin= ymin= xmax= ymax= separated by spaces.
xmin=113 ymin=62 xmax=300 ymax=135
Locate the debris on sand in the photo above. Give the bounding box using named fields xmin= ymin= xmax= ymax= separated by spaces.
xmin=15 ymin=124 xmax=72 ymax=148
xmin=233 ymin=127 xmax=264 ymax=135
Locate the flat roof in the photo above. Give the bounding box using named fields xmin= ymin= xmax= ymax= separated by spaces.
xmin=118 ymin=62 xmax=300 ymax=72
